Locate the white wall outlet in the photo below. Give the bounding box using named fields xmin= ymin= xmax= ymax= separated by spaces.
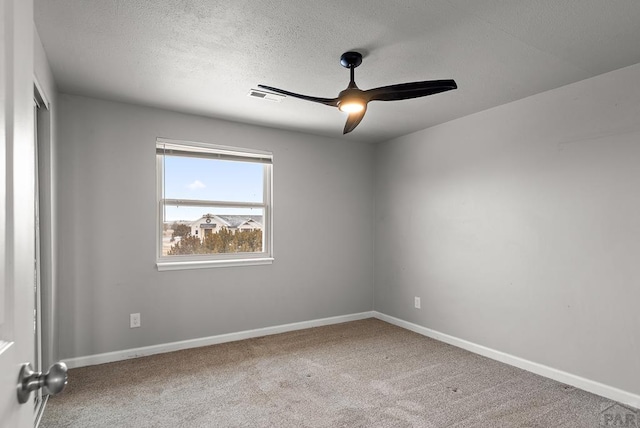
xmin=414 ymin=297 xmax=421 ymax=309
xmin=130 ymin=313 xmax=141 ymax=328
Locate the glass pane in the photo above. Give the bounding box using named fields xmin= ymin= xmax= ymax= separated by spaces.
xmin=163 ymin=155 xmax=263 ymax=203
xmin=161 ymin=206 xmax=264 ymax=256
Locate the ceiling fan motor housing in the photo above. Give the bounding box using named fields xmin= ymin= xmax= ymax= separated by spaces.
xmin=340 ymin=51 xmax=363 ymax=69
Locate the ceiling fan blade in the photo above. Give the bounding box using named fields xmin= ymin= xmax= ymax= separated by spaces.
xmin=343 ymin=107 xmax=367 ymax=134
xmin=365 ymin=79 xmax=457 ymax=102
xmin=257 ymin=85 xmax=339 ymax=107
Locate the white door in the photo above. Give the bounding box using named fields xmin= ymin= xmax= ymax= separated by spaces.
xmin=0 ymin=0 xmax=38 ymax=426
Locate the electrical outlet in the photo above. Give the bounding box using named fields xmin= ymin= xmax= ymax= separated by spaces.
xmin=414 ymin=297 xmax=421 ymax=309
xmin=130 ymin=313 xmax=141 ymax=328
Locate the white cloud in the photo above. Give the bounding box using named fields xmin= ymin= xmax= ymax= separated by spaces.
xmin=187 ymin=180 xmax=206 ymax=190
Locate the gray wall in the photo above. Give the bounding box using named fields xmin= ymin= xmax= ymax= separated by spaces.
xmin=56 ymin=94 xmax=374 ymax=359
xmin=374 ymin=63 xmax=640 ymax=395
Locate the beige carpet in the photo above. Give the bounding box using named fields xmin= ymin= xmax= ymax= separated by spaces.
xmin=41 ymin=319 xmax=632 ymax=427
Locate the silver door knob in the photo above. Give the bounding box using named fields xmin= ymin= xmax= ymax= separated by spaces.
xmin=17 ymin=362 xmax=68 ymax=404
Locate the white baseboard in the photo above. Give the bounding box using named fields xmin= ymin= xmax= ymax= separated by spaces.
xmin=62 ymin=309 xmax=640 ymax=409
xmin=63 ymin=311 xmax=375 ymax=369
xmin=374 ymin=311 xmax=640 ymax=409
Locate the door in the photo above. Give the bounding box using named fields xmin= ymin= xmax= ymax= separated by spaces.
xmin=0 ymin=0 xmax=38 ymax=426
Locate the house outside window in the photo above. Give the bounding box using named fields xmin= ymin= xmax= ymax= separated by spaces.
xmin=156 ymin=138 xmax=273 ymax=270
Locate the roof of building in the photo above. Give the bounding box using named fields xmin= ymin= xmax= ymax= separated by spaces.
xmin=216 ymin=215 xmax=262 ymax=228
xmin=190 ymin=214 xmax=263 ymax=228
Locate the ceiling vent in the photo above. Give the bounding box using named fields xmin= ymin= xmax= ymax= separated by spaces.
xmin=248 ymin=89 xmax=285 ymax=102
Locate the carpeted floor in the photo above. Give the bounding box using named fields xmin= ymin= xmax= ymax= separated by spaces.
xmin=41 ymin=319 xmax=632 ymax=427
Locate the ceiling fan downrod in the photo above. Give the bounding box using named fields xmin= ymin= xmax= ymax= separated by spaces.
xmin=340 ymin=51 xmax=362 ymax=88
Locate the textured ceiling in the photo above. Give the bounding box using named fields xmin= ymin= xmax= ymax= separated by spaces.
xmin=35 ymin=0 xmax=640 ymax=143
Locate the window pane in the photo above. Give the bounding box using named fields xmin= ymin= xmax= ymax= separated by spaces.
xmin=163 ymin=156 xmax=263 ymax=203
xmin=161 ymin=206 xmax=265 ymax=256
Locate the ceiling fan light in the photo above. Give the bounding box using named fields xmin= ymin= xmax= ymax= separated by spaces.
xmin=338 ymin=101 xmax=365 ymax=113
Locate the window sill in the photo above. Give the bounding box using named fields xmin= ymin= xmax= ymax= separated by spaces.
xmin=157 ymin=257 xmax=274 ymax=271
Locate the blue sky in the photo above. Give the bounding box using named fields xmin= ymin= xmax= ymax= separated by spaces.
xmin=163 ymin=156 xmax=264 ymax=222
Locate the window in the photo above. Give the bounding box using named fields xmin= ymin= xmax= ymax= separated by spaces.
xmin=156 ymin=138 xmax=273 ymax=270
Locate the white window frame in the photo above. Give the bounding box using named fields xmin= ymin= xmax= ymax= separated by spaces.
xmin=156 ymin=138 xmax=273 ymax=271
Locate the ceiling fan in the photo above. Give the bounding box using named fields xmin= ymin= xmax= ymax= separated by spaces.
xmin=259 ymin=51 xmax=457 ymax=134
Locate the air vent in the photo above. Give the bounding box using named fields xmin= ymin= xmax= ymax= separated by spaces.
xmin=248 ymin=89 xmax=285 ymax=102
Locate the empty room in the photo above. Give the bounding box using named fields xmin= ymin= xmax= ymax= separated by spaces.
xmin=2 ymin=0 xmax=640 ymax=427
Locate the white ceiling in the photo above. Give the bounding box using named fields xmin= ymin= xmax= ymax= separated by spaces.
xmin=35 ymin=0 xmax=640 ymax=143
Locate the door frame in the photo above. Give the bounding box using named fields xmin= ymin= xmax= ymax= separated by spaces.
xmin=33 ymin=82 xmax=54 ymax=426
xmin=33 ymin=76 xmax=55 ymax=374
